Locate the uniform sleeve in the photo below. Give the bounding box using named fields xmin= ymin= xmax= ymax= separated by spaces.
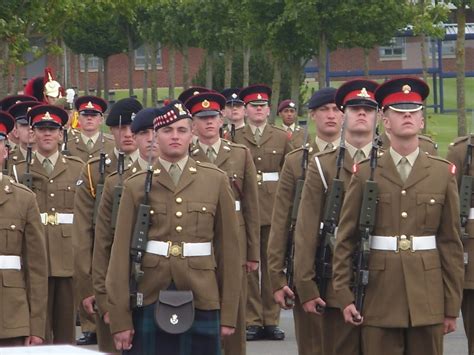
xmin=267 ymin=155 xmax=297 ymax=292
xmin=92 ymin=176 xmax=116 ymax=316
xmin=213 ymin=173 xmax=242 ymax=328
xmin=23 ymin=193 xmax=48 ymax=338
xmin=72 ymin=163 xmax=96 ymax=302
xmin=437 ymin=173 xmax=464 ymax=317
xmin=294 ymin=159 xmax=326 ymax=303
xmin=107 ymin=183 xmax=137 ymax=334
xmin=242 ymin=148 xmax=260 ymax=262
xmin=332 ymin=173 xmax=365 ymax=309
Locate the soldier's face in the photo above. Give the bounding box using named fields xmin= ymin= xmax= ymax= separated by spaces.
xmin=224 ymin=104 xmax=245 ymax=124
xmin=192 ymin=115 xmax=222 ymax=140
xmin=15 ymin=124 xmax=35 ymax=146
xmin=156 ymin=119 xmax=193 ymax=162
xmin=383 ymin=109 xmax=424 ymax=138
xmin=245 ymin=103 xmax=269 ymax=125
xmin=345 ymin=106 xmax=377 ymax=135
xmin=78 ymin=112 xmax=102 ymax=134
xmin=33 ymin=127 xmax=62 ymax=155
xmin=133 ymin=128 xmax=159 ymax=161
xmin=110 ymin=125 xmax=137 ymax=155
xmin=279 ymin=108 xmax=297 ymax=126
xmin=310 ymin=103 xmax=343 ymax=137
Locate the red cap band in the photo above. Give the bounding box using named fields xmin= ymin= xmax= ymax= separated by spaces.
xmin=343 ymin=89 xmax=375 ymax=105
xmin=242 ymin=92 xmax=269 ymax=104
xmin=0 ymin=123 xmax=7 ymax=135
xmin=190 ymin=100 xmax=221 ymax=115
xmin=32 ymin=112 xmax=62 ymax=125
xmin=79 ymin=101 xmax=103 ymax=112
xmin=382 ymin=92 xmax=423 ymax=107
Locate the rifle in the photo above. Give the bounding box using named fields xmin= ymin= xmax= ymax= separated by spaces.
xmin=284 ymin=120 xmax=309 ymax=307
xmin=2 ymin=141 xmax=10 ymax=175
xmin=230 ymin=123 xmax=236 ymax=142
xmin=111 ymin=115 xmax=125 ymax=230
xmin=61 ymin=128 xmax=71 ymax=156
xmin=353 ymin=116 xmax=379 ymax=316
xmin=129 ymin=132 xmax=156 ymax=309
xmin=92 ymin=128 xmax=106 ymax=227
xmin=314 ymin=117 xmax=347 ymax=311
xmin=21 ymin=117 xmax=33 ymax=189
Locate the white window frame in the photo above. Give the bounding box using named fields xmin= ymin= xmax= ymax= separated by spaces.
xmin=134 ymin=44 xmax=162 ymax=70
xmin=79 ymin=55 xmax=100 ymax=72
xmin=379 ymin=37 xmax=407 ymax=60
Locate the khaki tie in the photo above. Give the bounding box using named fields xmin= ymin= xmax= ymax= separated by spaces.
xmin=43 ymin=158 xmax=54 ymax=175
xmin=87 ymin=138 xmax=94 ymax=151
xmin=397 ymin=157 xmax=410 ymax=183
xmin=325 ymin=142 xmax=334 ymax=151
xmin=169 ymin=163 xmax=181 ymax=186
xmin=254 ymin=127 xmax=261 ymax=144
xmin=353 ymin=149 xmax=365 ymax=163
xmin=206 ymin=147 xmax=216 ymax=163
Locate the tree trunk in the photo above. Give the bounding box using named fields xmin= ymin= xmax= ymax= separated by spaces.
xmin=318 ymin=32 xmax=327 ymax=88
xmin=420 ymin=33 xmax=429 ymax=133
xmin=243 ymin=44 xmax=251 ymax=87
xmin=363 ymin=48 xmax=370 ymax=77
xmin=84 ymin=54 xmax=89 ymax=95
xmin=62 ymin=40 xmax=69 ymax=88
xmin=290 ymin=58 xmax=301 ymax=108
xmin=150 ymin=42 xmax=158 ymax=107
xmin=168 ymin=45 xmax=176 ymax=99
xmin=143 ymin=43 xmax=149 ymax=107
xmin=0 ymin=41 xmax=9 ymax=97
xmin=205 ymin=49 xmax=213 ymax=89
xmin=96 ymin=58 xmax=103 ymax=97
xmin=224 ymin=49 xmax=233 ymax=88
xmin=74 ymin=54 xmax=80 ymax=91
xmin=103 ymin=57 xmax=109 ymax=101
xmin=13 ymin=65 xmax=21 ymax=94
xmin=127 ymin=26 xmax=135 ymax=97
xmin=182 ymin=44 xmax=190 ymax=90
xmin=456 ymin=4 xmax=466 ymax=136
xmin=270 ymin=57 xmax=282 ymax=124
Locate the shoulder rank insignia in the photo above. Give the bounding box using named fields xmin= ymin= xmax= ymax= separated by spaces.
xmin=76 ymin=179 xmax=83 ymax=186
xmin=189 ymin=166 xmax=197 ymax=173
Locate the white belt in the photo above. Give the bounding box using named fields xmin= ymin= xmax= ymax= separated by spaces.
xmin=370 ymin=235 xmax=436 ymax=252
xmin=40 ymin=212 xmax=74 ymax=226
xmin=235 ymin=200 xmax=241 ymax=212
xmin=258 ymin=172 xmax=279 ymax=182
xmin=469 ymin=208 xmax=474 ymax=219
xmin=0 ymin=256 xmax=21 ymax=270
xmin=146 ymin=240 xmax=212 ymax=258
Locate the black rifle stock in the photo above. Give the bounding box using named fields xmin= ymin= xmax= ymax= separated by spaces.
xmin=92 ymin=131 xmax=106 ymax=226
xmin=2 ymin=142 xmax=10 ymax=175
xmin=21 ymin=145 xmax=33 ymax=189
xmin=111 ymin=151 xmax=125 ymax=230
xmin=459 ymin=134 xmax=473 ymax=266
xmin=61 ymin=128 xmax=71 ymax=156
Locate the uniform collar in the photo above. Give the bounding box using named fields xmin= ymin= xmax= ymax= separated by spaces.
xmin=315 ymin=136 xmax=340 ymax=151
xmin=198 ymin=138 xmax=222 ymax=155
xmin=35 ymin=150 xmax=60 ymax=166
xmin=137 ymin=156 xmax=150 ymax=171
xmin=282 ymin=123 xmax=296 ymax=131
xmin=248 ymin=122 xmax=266 ymax=135
xmin=159 ymin=156 xmax=189 ymax=173
xmin=389 ymin=146 xmax=419 ymax=167
xmin=345 ymin=141 xmax=372 ymax=160
xmin=81 ymin=131 xmax=100 ymax=145
xmin=114 ymin=147 xmax=139 ymax=162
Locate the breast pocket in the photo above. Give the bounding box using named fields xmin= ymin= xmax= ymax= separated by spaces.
xmin=416 ymin=194 xmax=445 ymax=231
xmin=0 ymin=220 xmax=24 ymax=254
xmin=264 ymin=147 xmax=284 ymax=168
xmin=187 ymin=202 xmax=216 ymax=237
xmin=2 ymin=271 xmax=29 ymax=329
xmin=376 ymin=193 xmax=392 ymax=228
xmin=57 ymin=182 xmax=76 ymax=207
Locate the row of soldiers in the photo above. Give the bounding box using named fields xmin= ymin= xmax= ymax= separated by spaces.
xmin=0 ymin=75 xmax=470 ymax=355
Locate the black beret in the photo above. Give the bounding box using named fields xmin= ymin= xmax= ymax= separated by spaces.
xmin=106 ymin=98 xmax=143 ymax=127
xmin=307 ymin=87 xmax=337 ymax=110
xmin=131 ymin=108 xmax=158 ymax=133
xmin=221 ymin=88 xmax=244 ymax=105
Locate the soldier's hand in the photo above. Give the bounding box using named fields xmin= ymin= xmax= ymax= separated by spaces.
xmin=82 ymin=295 xmax=96 ymax=315
xmin=273 ymin=286 xmax=295 ymax=310
xmin=245 ymin=260 xmax=259 ymax=272
xmin=343 ymin=304 xmax=363 ymax=326
xmin=113 ymin=329 xmax=134 ymax=351
xmin=24 ymin=336 xmax=43 ymax=346
xmin=103 ymin=311 xmax=110 ymax=324
xmin=302 ymin=298 xmax=326 ymax=315
xmin=443 ymin=316 xmax=457 ymax=334
xmin=221 ymin=326 xmax=235 ymax=337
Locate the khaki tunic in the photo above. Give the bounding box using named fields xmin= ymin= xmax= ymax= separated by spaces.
xmin=106 ymin=158 xmax=241 ymax=334
xmin=66 ymin=133 xmax=115 ymax=163
xmin=332 ymin=152 xmax=464 ymax=327
xmin=379 ymin=132 xmax=438 ymax=156
xmin=0 ymin=177 xmax=48 ymax=340
xmin=287 ymin=125 xmax=312 ymax=150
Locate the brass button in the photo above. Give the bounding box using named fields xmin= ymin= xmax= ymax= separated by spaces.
xmin=176 ymin=226 xmax=183 ymax=233
xmin=49 ymin=179 xmax=54 ymax=183
xmin=257 ymin=157 xmax=262 ymax=161
xmin=176 ymin=197 xmax=183 ymax=204
xmin=400 ymin=234 xmax=407 ymax=239
xmin=10 ymin=225 xmax=16 ymax=230
xmin=430 ymin=198 xmax=435 ymax=205
xmin=150 ymin=210 xmax=155 ymax=215
xmin=50 ymin=193 xmax=55 ymax=197
xmin=401 ymin=212 xmax=408 ymax=218
xmin=257 ymin=145 xmax=261 ymax=148
xmin=202 ymin=206 xmax=207 ymax=212
xmin=89 ymin=154 xmax=93 ymax=158
xmin=401 ymin=190 xmax=406 ymax=196
xmin=176 ymin=211 xmax=183 ymax=218
xmin=51 ymin=208 xmax=55 ymax=212
xmin=272 ymin=150 xmax=277 ymax=154
xmin=257 ymin=170 xmax=262 ymax=174
xmin=258 ymin=182 xmax=262 ymax=186
xmin=67 ymin=186 xmax=71 ymax=191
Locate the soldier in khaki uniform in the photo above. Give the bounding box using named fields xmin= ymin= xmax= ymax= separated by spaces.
xmin=292 ymin=80 xmax=380 ymax=355
xmin=221 ymin=88 xmax=246 ymax=141
xmin=107 ymin=100 xmax=241 ymax=354
xmin=232 ymin=84 xmax=292 ymax=341
xmin=446 ymin=135 xmax=474 ymax=353
xmin=13 ymin=104 xmax=84 ymax=344
xmin=277 ymin=99 xmax=311 ymax=149
xmin=67 ymin=96 xmax=115 ymax=162
xmin=73 ymin=97 xmax=141 ymax=347
xmin=91 ymin=107 xmax=159 ymax=353
xmin=267 ymin=86 xmax=342 ymax=354
xmin=332 ymin=77 xmax=464 ymax=355
xmin=0 ymin=111 xmax=48 ymax=347
xmin=185 ymin=92 xmax=260 ymax=354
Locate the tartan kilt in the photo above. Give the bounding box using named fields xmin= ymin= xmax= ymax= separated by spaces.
xmin=124 ymin=303 xmax=221 ymax=355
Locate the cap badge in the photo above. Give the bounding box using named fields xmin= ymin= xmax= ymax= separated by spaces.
xmin=257 ymin=94 xmax=262 ymax=100
xmin=357 ymin=88 xmax=370 ymax=98
xmin=174 ymin=103 xmax=187 ymax=116
xmin=402 ymin=85 xmax=411 ymax=94
xmin=27 ymin=107 xmax=32 ymax=112
xmin=42 ymin=112 xmax=52 ymax=120
xmin=131 ymin=112 xmax=136 ymax=121
xmin=193 ymin=91 xmax=200 ymax=95
xmin=4 ymin=185 xmax=10 ymax=193
xmin=202 ymin=100 xmax=210 ymax=108
xmin=289 ymin=102 xmax=295 ymax=107
xmin=86 ymin=101 xmax=94 ymax=108
xmin=231 ymin=93 xmax=237 ymax=99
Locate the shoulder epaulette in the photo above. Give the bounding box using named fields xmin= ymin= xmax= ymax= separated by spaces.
xmin=271 ymin=125 xmax=288 ymax=134
xmin=427 ymin=155 xmax=451 ymax=165
xmin=65 ymin=155 xmax=85 ymax=164
xmin=10 ymin=180 xmax=34 ymax=194
xmin=449 ymin=135 xmax=469 ymax=146
xmin=196 ymin=161 xmax=226 ymax=175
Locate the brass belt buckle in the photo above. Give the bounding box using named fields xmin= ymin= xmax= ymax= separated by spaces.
xmin=256 ymin=173 xmax=262 ymax=183
xmin=398 ymin=235 xmax=411 ymax=252
xmin=48 ymin=213 xmax=59 ymax=226
xmin=168 ymin=242 xmax=184 ymax=258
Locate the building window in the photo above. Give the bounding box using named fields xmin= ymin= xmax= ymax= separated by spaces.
xmin=379 ymin=37 xmax=406 ymax=60
xmin=80 ymin=55 xmax=100 ymax=71
xmin=135 ymin=44 xmax=162 ymax=70
xmin=428 ymin=39 xmax=456 ymax=59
